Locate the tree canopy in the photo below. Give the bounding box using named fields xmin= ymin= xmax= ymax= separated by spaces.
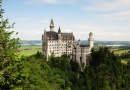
xmin=0 ymin=0 xmax=28 ymax=89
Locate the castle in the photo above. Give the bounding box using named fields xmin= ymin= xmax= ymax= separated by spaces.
xmin=42 ymin=19 xmax=94 ymax=67
xmin=72 ymin=32 xmax=94 ymax=67
xmin=42 ymin=19 xmax=75 ymax=59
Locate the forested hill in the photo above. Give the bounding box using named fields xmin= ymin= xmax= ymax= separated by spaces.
xmin=22 ymin=47 xmax=130 ymax=90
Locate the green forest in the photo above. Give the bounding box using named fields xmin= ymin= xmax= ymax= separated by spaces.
xmin=1 ymin=0 xmax=130 ymax=90
xmin=21 ymin=48 xmax=130 ymax=90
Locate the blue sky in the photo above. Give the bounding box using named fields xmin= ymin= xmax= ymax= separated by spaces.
xmin=2 ymin=0 xmax=130 ymax=41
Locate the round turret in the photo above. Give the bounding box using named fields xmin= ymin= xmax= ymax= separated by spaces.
xmin=88 ymin=32 xmax=94 ymax=51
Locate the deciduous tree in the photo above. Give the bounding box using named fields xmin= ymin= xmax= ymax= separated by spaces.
xmin=0 ymin=0 xmax=28 ymax=89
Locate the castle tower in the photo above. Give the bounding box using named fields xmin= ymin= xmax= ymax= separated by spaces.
xmin=50 ymin=18 xmax=54 ymax=31
xmin=88 ymin=32 xmax=94 ymax=50
xmin=58 ymin=26 xmax=61 ymax=34
xmin=77 ymin=39 xmax=81 ymax=45
xmin=58 ymin=26 xmax=62 ymax=56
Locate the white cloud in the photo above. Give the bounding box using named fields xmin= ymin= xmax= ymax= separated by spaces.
xmin=11 ymin=16 xmax=130 ymax=41
xmin=93 ymin=26 xmax=130 ymax=41
xmin=97 ymin=11 xmax=130 ymax=21
xmin=11 ymin=29 xmax=43 ymax=40
xmin=84 ymin=0 xmax=130 ymax=12
xmin=83 ymin=0 xmax=130 ymax=21
xmin=11 ymin=23 xmax=130 ymax=41
xmin=68 ymin=25 xmax=130 ymax=41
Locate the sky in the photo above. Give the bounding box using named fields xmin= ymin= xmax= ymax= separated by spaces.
xmin=2 ymin=0 xmax=130 ymax=41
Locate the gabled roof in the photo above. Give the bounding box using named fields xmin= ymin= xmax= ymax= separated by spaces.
xmin=46 ymin=31 xmax=58 ymax=40
xmin=61 ymin=33 xmax=74 ymax=40
xmin=44 ymin=31 xmax=74 ymax=40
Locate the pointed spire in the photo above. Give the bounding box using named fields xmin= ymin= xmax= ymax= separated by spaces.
xmin=50 ymin=18 xmax=54 ymax=24
xmin=50 ymin=18 xmax=54 ymax=31
xmin=58 ymin=26 xmax=61 ymax=34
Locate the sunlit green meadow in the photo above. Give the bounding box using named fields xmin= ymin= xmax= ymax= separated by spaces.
xmin=17 ymin=46 xmax=42 ymax=56
xmin=121 ymin=60 xmax=128 ymax=64
xmin=114 ymin=50 xmax=130 ymax=55
xmin=110 ymin=48 xmax=130 ymax=64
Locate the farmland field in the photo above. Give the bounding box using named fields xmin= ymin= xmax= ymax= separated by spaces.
xmin=114 ymin=49 xmax=130 ymax=55
xmin=17 ymin=46 xmax=42 ymax=56
xmin=110 ymin=47 xmax=130 ymax=55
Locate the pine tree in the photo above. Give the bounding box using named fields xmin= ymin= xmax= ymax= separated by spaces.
xmin=0 ymin=0 xmax=28 ymax=89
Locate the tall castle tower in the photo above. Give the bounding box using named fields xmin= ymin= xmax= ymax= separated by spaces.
xmin=50 ymin=18 xmax=54 ymax=31
xmin=88 ymin=32 xmax=94 ymax=50
xmin=58 ymin=26 xmax=62 ymax=56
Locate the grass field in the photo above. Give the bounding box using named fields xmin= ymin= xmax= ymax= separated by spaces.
xmin=114 ymin=50 xmax=130 ymax=55
xmin=121 ymin=60 xmax=128 ymax=64
xmin=111 ymin=48 xmax=130 ymax=55
xmin=17 ymin=46 xmax=42 ymax=56
xmin=110 ymin=48 xmax=130 ymax=64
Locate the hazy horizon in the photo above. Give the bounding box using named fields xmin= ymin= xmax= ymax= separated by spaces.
xmin=19 ymin=40 xmax=130 ymax=42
